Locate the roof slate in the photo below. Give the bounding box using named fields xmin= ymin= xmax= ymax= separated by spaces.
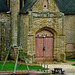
xmin=20 ymin=0 xmax=36 ymax=14
xmin=20 ymin=0 xmax=75 ymax=15
xmin=0 ymin=0 xmax=9 ymax=12
xmin=55 ymin=0 xmax=75 ymax=14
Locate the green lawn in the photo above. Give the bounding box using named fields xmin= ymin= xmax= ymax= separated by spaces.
xmin=67 ymin=59 xmax=75 ymax=66
xmin=67 ymin=59 xmax=75 ymax=62
xmin=72 ymin=64 xmax=75 ymax=66
xmin=0 ymin=62 xmax=46 ymax=71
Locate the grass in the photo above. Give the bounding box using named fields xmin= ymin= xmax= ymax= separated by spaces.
xmin=67 ymin=59 xmax=75 ymax=62
xmin=72 ymin=64 xmax=75 ymax=66
xmin=67 ymin=59 xmax=75 ymax=66
xmin=0 ymin=62 xmax=46 ymax=71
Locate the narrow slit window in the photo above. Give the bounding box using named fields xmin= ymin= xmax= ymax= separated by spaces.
xmin=43 ymin=0 xmax=48 ymax=9
xmin=44 ymin=5 xmax=46 ymax=7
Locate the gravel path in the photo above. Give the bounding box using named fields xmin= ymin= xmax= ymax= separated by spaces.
xmin=42 ymin=61 xmax=75 ymax=75
xmin=48 ymin=64 xmax=75 ymax=70
xmin=47 ymin=61 xmax=75 ymax=75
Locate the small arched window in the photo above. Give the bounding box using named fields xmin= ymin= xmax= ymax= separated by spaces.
xmin=43 ymin=0 xmax=48 ymax=9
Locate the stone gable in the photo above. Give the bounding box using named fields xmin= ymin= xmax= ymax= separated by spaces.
xmin=31 ymin=0 xmax=59 ymax=12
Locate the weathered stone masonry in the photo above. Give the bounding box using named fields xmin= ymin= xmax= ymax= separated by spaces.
xmin=20 ymin=0 xmax=66 ymax=62
xmin=64 ymin=15 xmax=75 ymax=59
xmin=0 ymin=0 xmax=75 ymax=62
xmin=0 ymin=12 xmax=10 ymax=60
xmin=10 ymin=0 xmax=20 ymax=45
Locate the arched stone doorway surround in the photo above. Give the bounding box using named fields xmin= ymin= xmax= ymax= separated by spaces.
xmin=27 ymin=26 xmax=66 ymax=62
xmin=34 ymin=27 xmax=56 ymax=62
xmin=22 ymin=11 xmax=66 ymax=62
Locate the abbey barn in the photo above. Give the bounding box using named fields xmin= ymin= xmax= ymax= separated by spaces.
xmin=0 ymin=0 xmax=75 ymax=63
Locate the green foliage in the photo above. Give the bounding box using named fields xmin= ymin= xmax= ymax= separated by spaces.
xmin=72 ymin=64 xmax=75 ymax=66
xmin=0 ymin=62 xmax=3 ymax=71
xmin=0 ymin=62 xmax=46 ymax=71
xmin=67 ymin=59 xmax=75 ymax=62
xmin=67 ymin=59 xmax=75 ymax=66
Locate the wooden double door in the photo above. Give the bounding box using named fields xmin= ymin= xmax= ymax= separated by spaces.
xmin=35 ymin=30 xmax=54 ymax=62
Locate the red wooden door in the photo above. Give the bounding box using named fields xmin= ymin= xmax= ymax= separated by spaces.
xmin=35 ymin=30 xmax=54 ymax=62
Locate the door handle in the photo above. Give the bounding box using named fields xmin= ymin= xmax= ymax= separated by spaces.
xmin=43 ymin=46 xmax=45 ymax=51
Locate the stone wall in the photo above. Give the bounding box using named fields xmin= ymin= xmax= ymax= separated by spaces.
xmin=1 ymin=0 xmax=75 ymax=62
xmin=66 ymin=52 xmax=75 ymax=59
xmin=28 ymin=12 xmax=66 ymax=62
xmin=64 ymin=15 xmax=75 ymax=44
xmin=64 ymin=15 xmax=75 ymax=59
xmin=20 ymin=14 xmax=32 ymax=62
xmin=10 ymin=0 xmax=20 ymax=45
xmin=20 ymin=0 xmax=66 ymax=62
xmin=0 ymin=12 xmax=10 ymax=60
xmin=20 ymin=14 xmax=28 ymax=53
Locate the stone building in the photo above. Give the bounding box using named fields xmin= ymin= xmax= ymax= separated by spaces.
xmin=0 ymin=0 xmax=75 ymax=63
xmin=0 ymin=0 xmax=10 ymax=60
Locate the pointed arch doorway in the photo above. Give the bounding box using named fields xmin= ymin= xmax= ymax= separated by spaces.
xmin=35 ymin=30 xmax=54 ymax=62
